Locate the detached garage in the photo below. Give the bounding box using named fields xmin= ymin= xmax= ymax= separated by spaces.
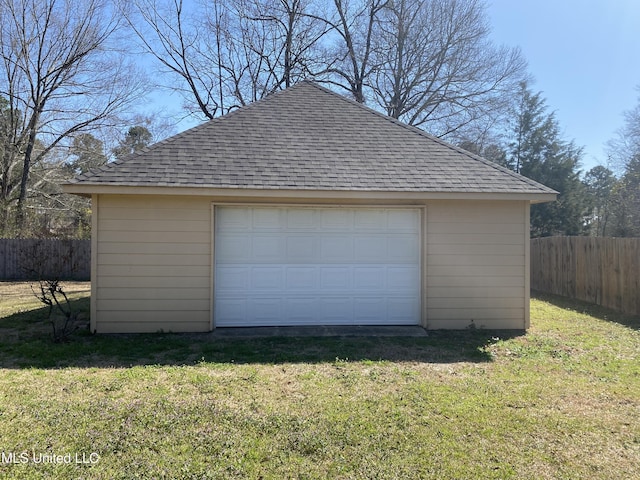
xmin=64 ymin=81 xmax=556 ymax=333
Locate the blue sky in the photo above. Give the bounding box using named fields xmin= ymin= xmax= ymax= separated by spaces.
xmin=487 ymin=0 xmax=640 ymax=171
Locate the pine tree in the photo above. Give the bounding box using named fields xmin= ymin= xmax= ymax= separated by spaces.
xmin=67 ymin=134 xmax=107 ymax=175
xmin=112 ymin=126 xmax=152 ymax=160
xmin=508 ymin=82 xmax=586 ymax=237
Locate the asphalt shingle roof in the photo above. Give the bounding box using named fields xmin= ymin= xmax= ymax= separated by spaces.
xmin=68 ymin=81 xmax=556 ymax=195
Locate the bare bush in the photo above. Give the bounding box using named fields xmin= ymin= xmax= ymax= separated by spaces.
xmin=33 ymin=279 xmax=86 ymax=343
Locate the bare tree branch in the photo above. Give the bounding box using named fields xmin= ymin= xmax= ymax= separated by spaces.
xmin=368 ymin=0 xmax=526 ymax=141
xmin=0 ymin=0 xmax=147 ymax=234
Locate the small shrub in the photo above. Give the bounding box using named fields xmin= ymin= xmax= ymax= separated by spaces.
xmin=33 ymin=279 xmax=84 ymax=342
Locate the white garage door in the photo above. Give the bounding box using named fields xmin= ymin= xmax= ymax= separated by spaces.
xmin=214 ymin=206 xmax=421 ymax=326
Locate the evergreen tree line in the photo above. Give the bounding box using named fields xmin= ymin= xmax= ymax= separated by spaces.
xmin=0 ymin=0 xmax=638 ymax=238
xmin=462 ymin=82 xmax=640 ymax=238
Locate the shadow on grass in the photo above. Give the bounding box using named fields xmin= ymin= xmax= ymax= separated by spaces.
xmin=0 ymin=298 xmax=524 ymax=369
xmin=532 ymin=290 xmax=640 ymax=331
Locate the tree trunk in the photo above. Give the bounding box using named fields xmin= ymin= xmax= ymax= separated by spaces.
xmin=15 ymin=116 xmax=39 ymax=233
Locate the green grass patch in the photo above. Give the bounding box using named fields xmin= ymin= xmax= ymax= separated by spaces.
xmin=0 ymin=282 xmax=638 ymax=479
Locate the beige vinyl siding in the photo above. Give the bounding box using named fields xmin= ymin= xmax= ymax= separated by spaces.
xmin=94 ymin=195 xmax=212 ymax=333
xmin=90 ymin=194 xmax=531 ymax=332
xmin=426 ymin=200 xmax=527 ymax=329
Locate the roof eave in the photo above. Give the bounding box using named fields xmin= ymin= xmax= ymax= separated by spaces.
xmin=62 ymin=183 xmax=557 ymax=204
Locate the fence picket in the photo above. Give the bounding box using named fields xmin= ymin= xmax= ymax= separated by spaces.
xmin=531 ymin=236 xmax=640 ymax=316
xmin=0 ymin=239 xmax=90 ymax=281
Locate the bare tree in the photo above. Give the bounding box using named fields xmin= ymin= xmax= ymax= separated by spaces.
xmin=312 ymin=0 xmax=388 ymax=103
xmin=123 ymin=0 xmax=224 ymax=119
xmin=369 ymin=0 xmax=526 ymax=138
xmin=607 ymin=87 xmax=640 ymax=174
xmin=0 ymin=96 xmax=24 ymax=234
xmin=125 ymin=0 xmax=330 ymax=119
xmin=605 ymin=88 xmax=640 ymax=236
xmin=230 ymin=0 xmax=330 ymax=99
xmin=125 ymin=0 xmax=527 ymax=149
xmin=0 ymin=0 xmax=146 ymax=233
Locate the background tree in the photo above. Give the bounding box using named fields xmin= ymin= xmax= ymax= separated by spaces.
xmin=124 ymin=0 xmax=224 ymax=119
xmin=113 ymin=126 xmax=153 ymax=160
xmin=583 ymin=165 xmax=617 ymax=236
xmin=369 ymin=0 xmax=526 ymax=139
xmin=0 ymin=0 xmax=559 ymax=238
xmin=607 ymin=88 xmax=640 ymax=173
xmin=0 ymin=0 xmax=145 ymax=234
xmin=56 ymin=134 xmax=109 ymax=237
xmin=505 ymin=82 xmax=586 ymax=237
xmin=608 ymin=156 xmax=640 ymax=237
xmin=126 ymin=0 xmax=526 ymax=147
xmin=48 ymin=134 xmax=105 ymax=237
xmin=66 ymin=134 xmax=108 ymax=176
xmin=605 ymin=89 xmax=640 ymax=237
xmin=125 ymin=0 xmax=330 ymax=118
xmin=457 ymin=140 xmax=509 ymax=168
xmin=319 ymin=0 xmax=388 ymax=103
xmin=229 ymin=0 xmax=330 ymax=97
xmin=0 ymin=95 xmax=24 ymax=235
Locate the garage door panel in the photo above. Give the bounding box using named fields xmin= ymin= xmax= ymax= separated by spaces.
xmin=253 ymin=208 xmax=282 ymax=229
xmin=214 ymin=206 xmax=421 ymax=326
xmin=320 ymin=297 xmax=354 ymax=321
xmin=388 ymin=236 xmax=419 ymax=262
xmin=354 ymin=209 xmax=386 ymax=229
xmin=217 ymin=207 xmax=251 ymax=231
xmin=388 ymin=266 xmax=420 ymax=290
xmin=355 ymin=235 xmax=387 ymax=260
xmin=388 ymin=210 xmax=420 ymax=231
xmin=286 ymin=236 xmax=317 ymax=261
xmin=215 ymin=235 xmax=250 ymax=261
xmin=251 ymin=266 xmax=284 ymax=289
xmin=285 ymin=267 xmax=317 ymax=289
xmin=287 ymin=209 xmax=315 ymax=229
xmin=320 ymin=235 xmax=354 ymax=261
xmin=284 ymin=297 xmax=320 ymax=323
xmin=354 ymin=297 xmax=386 ymax=321
xmin=253 ymin=235 xmax=285 ymax=261
xmin=249 ymin=298 xmax=282 ymax=322
xmin=321 ymin=210 xmax=352 ymax=229
xmin=216 ymin=298 xmax=247 ymax=323
xmin=389 ymin=297 xmax=420 ymax=322
xmin=215 ymin=266 xmax=249 ymax=291
xmin=354 ymin=266 xmax=385 ymax=289
xmin=320 ymin=267 xmax=351 ymax=289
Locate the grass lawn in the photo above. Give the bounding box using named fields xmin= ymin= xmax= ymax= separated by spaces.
xmin=0 ymin=282 xmax=638 ymax=479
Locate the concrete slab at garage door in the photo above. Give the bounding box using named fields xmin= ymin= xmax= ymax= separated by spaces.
xmin=214 ymin=206 xmax=421 ymax=327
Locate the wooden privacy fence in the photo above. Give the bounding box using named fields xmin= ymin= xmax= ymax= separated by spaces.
xmin=531 ymin=236 xmax=640 ymax=316
xmin=0 ymin=239 xmax=90 ymax=281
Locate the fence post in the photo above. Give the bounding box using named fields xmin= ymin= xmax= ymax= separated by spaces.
xmin=0 ymin=239 xmax=5 ymax=279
